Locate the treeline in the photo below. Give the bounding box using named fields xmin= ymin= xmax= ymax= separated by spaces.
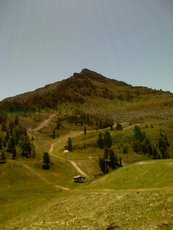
xmin=66 ymin=110 xmax=113 ymax=129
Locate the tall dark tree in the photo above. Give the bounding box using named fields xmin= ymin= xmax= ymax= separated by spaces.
xmin=0 ymin=151 xmax=6 ymax=164
xmin=144 ymin=138 xmax=152 ymax=155
xmin=14 ymin=115 xmax=19 ymax=125
xmin=133 ymin=125 xmax=145 ymax=142
xmin=67 ymin=137 xmax=73 ymax=152
xmin=7 ymin=136 xmax=15 ymax=153
xmin=99 ymin=157 xmax=109 ymax=174
xmin=42 ymin=152 xmax=50 ymax=169
xmin=1 ymin=122 xmax=7 ymax=131
xmin=0 ymin=138 xmax=2 ymax=150
xmin=103 ymin=147 xmax=109 ymax=160
xmin=21 ymin=140 xmax=32 ymax=158
xmin=97 ymin=131 xmax=104 ymax=149
xmin=84 ymin=126 xmax=87 ymax=135
xmin=152 ymin=146 xmax=159 ymax=159
xmin=109 ymin=149 xmax=117 ymax=169
xmin=5 ymin=130 xmax=10 ymax=142
xmin=12 ymin=148 xmax=17 ymax=159
xmin=158 ymin=133 xmax=170 ymax=159
xmin=104 ymin=131 xmax=112 ymax=148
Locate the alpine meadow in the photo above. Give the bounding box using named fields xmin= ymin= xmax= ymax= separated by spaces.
xmin=0 ymin=69 xmax=173 ymax=230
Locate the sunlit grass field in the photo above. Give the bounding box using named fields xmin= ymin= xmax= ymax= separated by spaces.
xmin=0 ymin=117 xmax=173 ymax=229
xmin=2 ymin=159 xmax=173 ymax=230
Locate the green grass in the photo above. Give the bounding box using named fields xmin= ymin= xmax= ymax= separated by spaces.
xmin=2 ymin=159 xmax=173 ymax=230
xmin=88 ymin=159 xmax=173 ymax=190
xmin=0 ymin=160 xmax=57 ymax=226
xmin=1 ymin=116 xmax=173 ymax=229
xmin=1 ymin=153 xmax=173 ymax=229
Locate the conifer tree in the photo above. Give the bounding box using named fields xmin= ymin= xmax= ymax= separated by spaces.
xmin=104 ymin=131 xmax=112 ymax=148
xmin=97 ymin=131 xmax=104 ymax=149
xmin=84 ymin=126 xmax=87 ymax=135
xmin=42 ymin=152 xmax=50 ymax=169
xmin=109 ymin=149 xmax=117 ymax=169
xmin=67 ymin=137 xmax=73 ymax=152
xmin=133 ymin=125 xmax=145 ymax=142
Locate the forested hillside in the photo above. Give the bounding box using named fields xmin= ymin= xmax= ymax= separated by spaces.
xmin=0 ymin=69 xmax=173 ymax=124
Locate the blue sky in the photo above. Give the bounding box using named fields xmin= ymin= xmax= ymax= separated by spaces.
xmin=0 ymin=0 xmax=173 ymax=100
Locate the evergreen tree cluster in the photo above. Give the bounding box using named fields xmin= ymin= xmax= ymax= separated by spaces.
xmin=97 ymin=131 xmax=122 ymax=174
xmin=132 ymin=125 xmax=170 ymax=159
xmin=97 ymin=131 xmax=112 ymax=149
xmin=0 ymin=114 xmax=35 ymax=161
xmin=99 ymin=148 xmax=122 ymax=174
xmin=67 ymin=110 xmax=113 ymax=129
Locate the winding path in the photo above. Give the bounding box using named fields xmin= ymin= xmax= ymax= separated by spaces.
xmin=33 ymin=114 xmax=57 ymax=132
xmin=27 ymin=113 xmax=90 ymax=187
xmin=49 ymin=134 xmax=89 ymax=178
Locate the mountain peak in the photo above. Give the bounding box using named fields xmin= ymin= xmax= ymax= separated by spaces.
xmin=80 ymin=68 xmax=96 ymax=74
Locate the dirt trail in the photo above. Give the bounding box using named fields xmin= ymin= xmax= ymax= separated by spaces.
xmin=15 ymin=160 xmax=69 ymax=191
xmin=33 ymin=114 xmax=57 ymax=132
xmin=29 ymin=114 xmax=89 ymax=182
xmin=49 ymin=132 xmax=89 ymax=178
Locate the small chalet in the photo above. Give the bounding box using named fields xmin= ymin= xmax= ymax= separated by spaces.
xmin=73 ymin=175 xmax=86 ymax=183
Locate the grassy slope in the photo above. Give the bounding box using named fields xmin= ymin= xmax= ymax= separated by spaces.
xmin=2 ymin=159 xmax=173 ymax=230
xmin=0 ymin=160 xmax=56 ymax=226
xmin=1 ymin=117 xmax=173 ymax=229
xmin=87 ymin=159 xmax=173 ymax=190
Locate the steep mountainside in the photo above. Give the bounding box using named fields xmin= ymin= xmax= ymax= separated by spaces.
xmin=0 ymin=69 xmax=173 ymax=121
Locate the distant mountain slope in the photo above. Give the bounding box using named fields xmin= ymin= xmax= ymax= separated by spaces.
xmin=0 ymin=68 xmax=173 ymax=121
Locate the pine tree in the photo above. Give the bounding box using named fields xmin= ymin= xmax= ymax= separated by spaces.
xmin=103 ymin=147 xmax=109 ymax=160
xmin=158 ymin=134 xmax=169 ymax=159
xmin=21 ymin=140 xmax=32 ymax=158
xmin=0 ymin=151 xmax=6 ymax=164
xmin=14 ymin=115 xmax=19 ymax=125
xmin=84 ymin=126 xmax=87 ymax=135
xmin=133 ymin=125 xmax=145 ymax=142
xmin=104 ymin=131 xmax=112 ymax=148
xmin=97 ymin=131 xmax=104 ymax=149
xmin=12 ymin=148 xmax=17 ymax=159
xmin=144 ymin=138 xmax=152 ymax=155
xmin=42 ymin=152 xmax=50 ymax=169
xmin=152 ymin=146 xmax=158 ymax=159
xmin=99 ymin=157 xmax=109 ymax=174
xmin=67 ymin=137 xmax=73 ymax=152
xmin=109 ymin=149 xmax=117 ymax=169
xmin=7 ymin=136 xmax=15 ymax=153
xmin=52 ymin=129 xmax=56 ymax=139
